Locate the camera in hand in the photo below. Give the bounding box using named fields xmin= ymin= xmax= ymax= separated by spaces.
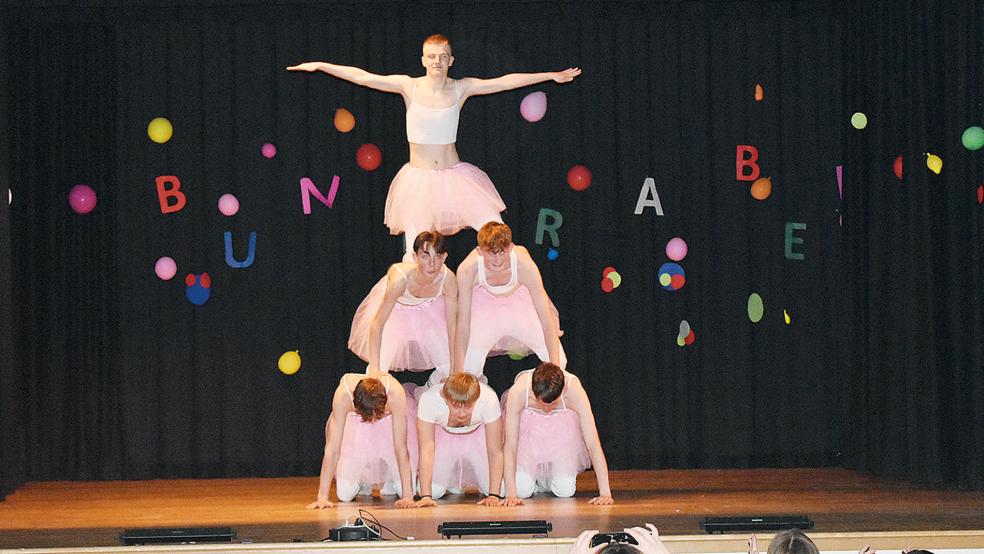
xmin=590 ymin=532 xmax=638 ymax=547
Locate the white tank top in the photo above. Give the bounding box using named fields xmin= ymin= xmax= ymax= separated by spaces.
xmin=393 ymin=265 xmax=447 ymax=306
xmin=405 ymin=79 xmax=460 ymax=145
xmin=476 ymin=249 xmax=518 ymax=295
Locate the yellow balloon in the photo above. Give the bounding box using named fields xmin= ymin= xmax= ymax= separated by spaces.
xmin=783 ymin=309 xmax=791 ymax=325
xmin=334 ymin=108 xmax=355 ymax=133
xmin=926 ymin=153 xmax=942 ymax=174
xmin=608 ymin=270 xmax=622 ymax=288
xmin=278 ymin=350 xmax=301 ymax=375
xmin=148 ymin=117 xmax=173 ymax=144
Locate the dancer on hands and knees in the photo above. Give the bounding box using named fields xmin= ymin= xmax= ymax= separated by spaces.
xmin=413 ymin=372 xmax=505 ymax=507
xmin=453 ymin=221 xmax=565 ymax=380
xmin=501 ymin=362 xmax=613 ymax=506
xmin=288 ymin=34 xmax=581 ymax=255
xmin=306 ymin=373 xmax=417 ymax=509
xmin=348 ymin=231 xmax=456 ymax=381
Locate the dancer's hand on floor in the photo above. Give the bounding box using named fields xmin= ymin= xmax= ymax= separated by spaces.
xmin=625 ymin=524 xmax=671 ymax=554
xmin=393 ymin=497 xmax=416 ymax=508
xmin=305 ymin=497 xmax=334 ymax=509
xmin=477 ymin=495 xmax=502 ymax=506
xmin=501 ymin=496 xmax=524 ymax=507
xmin=588 ymin=495 xmax=614 ymax=505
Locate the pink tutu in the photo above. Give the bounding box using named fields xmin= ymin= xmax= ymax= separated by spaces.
xmin=432 ymin=423 xmax=490 ymax=492
xmin=515 ymin=408 xmax=590 ymax=480
xmin=335 ymin=396 xmax=419 ymax=494
xmin=383 ymin=162 xmax=505 ymax=236
xmin=463 ymin=285 xmax=567 ymax=372
xmin=348 ymin=276 xmax=450 ymax=373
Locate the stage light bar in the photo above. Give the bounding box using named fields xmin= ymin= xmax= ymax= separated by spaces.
xmin=701 ymin=515 xmax=814 ymax=534
xmin=438 ymin=520 xmax=552 ymax=538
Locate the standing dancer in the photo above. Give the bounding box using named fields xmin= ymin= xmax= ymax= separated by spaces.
xmin=348 ymin=231 xmax=456 ymax=376
xmin=306 ymin=373 xmax=417 ymax=509
xmin=288 ymin=34 xmax=581 ymax=254
xmin=500 ymin=362 xmax=613 ymax=505
xmin=412 ymin=373 xmax=505 ymax=506
xmin=453 ymin=221 xmax=565 ymax=378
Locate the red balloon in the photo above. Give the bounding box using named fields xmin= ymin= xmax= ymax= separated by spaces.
xmin=893 ymin=155 xmax=903 ymax=180
xmin=600 ymin=277 xmax=614 ymax=293
xmin=356 ymin=143 xmax=382 ymax=171
xmin=978 ymin=185 xmax=983 ymax=205
xmin=567 ymin=164 xmax=592 ymax=191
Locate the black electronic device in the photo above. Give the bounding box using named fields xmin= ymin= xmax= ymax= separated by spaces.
xmin=119 ymin=527 xmax=235 ymax=546
xmin=438 ymin=520 xmax=552 ymax=538
xmin=325 ymin=518 xmax=381 ymax=542
xmin=590 ymin=532 xmax=639 ymax=547
xmin=701 ymin=516 xmax=814 ymax=534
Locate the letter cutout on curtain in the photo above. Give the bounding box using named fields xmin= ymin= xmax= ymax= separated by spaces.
xmin=224 ymin=231 xmax=257 ymax=268
xmin=300 ymin=175 xmax=340 ymax=214
xmin=736 ymin=145 xmax=761 ymax=181
xmin=155 ymin=175 xmax=186 ymax=214
xmin=634 ymin=177 xmax=665 ymax=215
xmin=784 ymin=222 xmax=806 ymax=260
xmin=535 ymin=208 xmax=563 ymax=247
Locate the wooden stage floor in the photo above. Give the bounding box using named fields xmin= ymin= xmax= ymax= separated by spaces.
xmin=1 ymin=469 xmax=983 ymax=550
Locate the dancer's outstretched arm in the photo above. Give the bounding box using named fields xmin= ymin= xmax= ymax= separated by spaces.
xmin=501 ymin=382 xmax=526 ymax=506
xmin=459 ymin=68 xmax=581 ymax=97
xmin=568 ymin=376 xmax=614 ymax=505
xmin=515 ymin=247 xmax=562 ymax=365
xmin=366 ymin=266 xmax=407 ymax=374
xmin=385 ymin=383 xmax=417 ymax=508
xmin=306 ymin=383 xmax=352 ymax=509
xmin=287 ymin=61 xmax=412 ymax=95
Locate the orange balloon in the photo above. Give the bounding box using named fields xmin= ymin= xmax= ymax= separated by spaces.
xmin=334 ymin=108 xmax=355 ymax=133
xmin=754 ymin=84 xmax=764 ymax=101
xmin=750 ymin=177 xmax=772 ymax=200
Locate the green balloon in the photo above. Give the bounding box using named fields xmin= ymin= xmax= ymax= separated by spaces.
xmin=850 ymin=112 xmax=867 ymax=130
xmin=962 ymin=126 xmax=984 ymax=151
xmin=747 ymin=293 xmax=764 ymax=323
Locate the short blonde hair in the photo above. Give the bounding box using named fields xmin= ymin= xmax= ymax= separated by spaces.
xmin=441 ymin=373 xmax=480 ymax=405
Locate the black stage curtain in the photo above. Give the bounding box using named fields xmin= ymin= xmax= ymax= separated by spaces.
xmin=841 ymin=1 xmax=984 ymax=489
xmin=0 ymin=1 xmax=979 ymax=491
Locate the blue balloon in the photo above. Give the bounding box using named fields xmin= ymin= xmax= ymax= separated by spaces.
xmin=547 ymin=248 xmax=559 ymax=261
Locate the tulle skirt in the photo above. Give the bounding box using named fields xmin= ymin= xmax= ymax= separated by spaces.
xmin=335 ymin=398 xmax=419 ymax=493
xmin=465 ymin=285 xmax=567 ymax=369
xmin=384 ymin=162 xmax=506 ymax=236
xmin=348 ymin=277 xmax=450 ymax=373
xmin=515 ymin=407 xmax=590 ymax=480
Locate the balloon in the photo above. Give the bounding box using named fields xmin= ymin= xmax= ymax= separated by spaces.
xmin=334 ymin=108 xmax=355 ymax=133
xmin=155 ymin=257 xmax=177 ymax=280
xmin=217 ymin=193 xmax=239 ymax=216
xmin=926 ymin=153 xmax=942 ymax=174
xmin=520 ymin=91 xmax=547 ymax=122
xmin=608 ymin=270 xmax=622 ymax=288
xmin=566 ymin=164 xmax=592 ymax=191
xmin=278 ymin=351 xmax=301 ymax=375
xmin=961 ymin=126 xmax=984 ymax=151
xmin=547 ymin=248 xmax=559 ymax=261
xmin=850 ymin=112 xmax=867 ymax=130
xmin=600 ymin=276 xmax=614 ymax=293
xmin=750 ymin=177 xmax=772 ymax=200
xmin=754 ymin=84 xmax=764 ymax=101
xmin=68 ymin=184 xmax=97 ymax=214
xmin=261 ymin=143 xmax=277 ymax=158
xmin=147 ymin=117 xmax=173 ymax=143
xmin=977 ymin=185 xmax=983 ymax=205
xmin=657 ymin=262 xmax=685 ymax=291
xmin=684 ymin=329 xmax=695 ymax=345
xmin=665 ymin=237 xmax=688 ymax=261
xmin=185 ymin=272 xmax=212 ymax=306
xmin=356 ymin=143 xmax=382 ymax=171
xmin=893 ymin=155 xmax=903 ymax=180
xmin=783 ymin=309 xmax=791 ymax=325
xmin=747 ymin=293 xmax=764 ymax=323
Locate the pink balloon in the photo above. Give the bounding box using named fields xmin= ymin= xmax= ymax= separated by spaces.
xmin=218 ymin=193 xmax=239 ymax=216
xmin=155 ymin=256 xmax=177 ymax=280
xmin=68 ymin=184 xmax=97 ymax=214
xmin=261 ymin=143 xmax=277 ymax=158
xmin=666 ymin=237 xmax=688 ymax=261
xmin=520 ymin=91 xmax=547 ymax=122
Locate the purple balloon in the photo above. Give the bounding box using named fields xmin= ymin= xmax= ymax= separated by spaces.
xmin=520 ymin=91 xmax=547 ymax=122
xmin=68 ymin=184 xmax=97 ymax=214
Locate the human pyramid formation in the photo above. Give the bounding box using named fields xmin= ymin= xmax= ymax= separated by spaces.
xmin=289 ymin=34 xmax=613 ymax=509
